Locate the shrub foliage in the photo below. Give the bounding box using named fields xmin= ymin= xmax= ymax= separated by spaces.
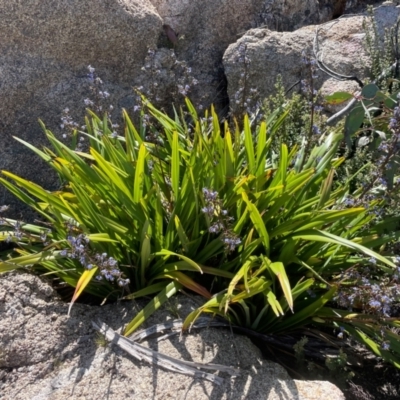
xmin=1 ymin=96 xmax=400 ymax=367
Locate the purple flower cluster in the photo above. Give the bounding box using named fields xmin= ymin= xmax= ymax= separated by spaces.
xmin=60 ymin=65 xmax=118 ymax=149
xmin=0 ymin=206 xmax=51 ymax=250
xmin=353 ymin=93 xmax=400 ymax=204
xmin=334 ymin=264 xmax=400 ymax=318
xmin=388 ymin=105 xmax=400 ymax=133
xmin=60 ymin=107 xmax=79 ymax=135
xmin=138 ymin=48 xmax=199 ymax=106
xmin=0 ymin=207 xmax=21 ymax=243
xmin=60 ymin=231 xmax=129 ymax=287
xmin=85 ymin=65 xmax=113 ymax=115
xmin=292 ymin=51 xmax=325 ymax=169
xmin=232 ymin=43 xmax=260 ymax=116
xmin=0 ymin=205 xmax=15 ymax=243
xmin=201 ymin=188 xmax=220 ymax=217
xmin=300 ymin=52 xmax=319 ymax=96
xmin=59 ymin=107 xmax=89 ymax=151
xmin=201 ymin=188 xmax=241 ymax=252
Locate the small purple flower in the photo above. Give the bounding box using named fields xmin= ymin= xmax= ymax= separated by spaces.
xmin=369 ymin=299 xmax=381 ymax=308
xmin=382 ymin=342 xmax=390 ymax=351
xmin=312 ymin=125 xmax=321 ymax=135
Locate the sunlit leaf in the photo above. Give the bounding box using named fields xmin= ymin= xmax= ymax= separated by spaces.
xmin=123 ymin=281 xmax=181 ymax=336
xmin=68 ymin=267 xmax=98 ymax=316
xmin=324 ymin=92 xmax=353 ymax=105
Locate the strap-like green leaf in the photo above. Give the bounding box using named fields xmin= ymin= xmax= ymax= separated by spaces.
xmin=291 ymin=229 xmax=396 ymax=268
xmin=123 ymin=281 xmax=181 ymax=336
xmin=266 ymin=290 xmax=284 ymax=317
xmin=244 ymin=114 xmax=256 ymax=173
xmin=155 ymin=249 xmax=203 ymax=273
xmin=242 ymin=192 xmax=270 ymax=255
xmin=171 ymin=131 xmax=180 ymax=201
xmin=68 ymin=267 xmax=98 ymax=316
xmin=275 ymin=287 xmax=336 ymax=332
xmin=133 ymin=143 xmax=147 ymax=203
xmin=266 ymin=260 xmax=293 ymax=312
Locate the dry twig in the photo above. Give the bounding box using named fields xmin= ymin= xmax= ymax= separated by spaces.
xmin=92 ymin=318 xmax=240 ymax=385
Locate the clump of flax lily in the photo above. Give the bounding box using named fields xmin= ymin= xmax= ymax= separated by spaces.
xmin=1 ymin=96 xmax=400 ymax=369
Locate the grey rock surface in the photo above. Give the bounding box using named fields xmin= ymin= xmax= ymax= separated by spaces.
xmin=223 ymin=2 xmax=400 ymax=116
xmin=149 ymin=0 xmax=269 ymax=115
xmin=148 ymin=0 xmax=370 ymax=113
xmin=0 ymin=272 xmax=345 ymax=399
xmin=0 ymin=0 xmax=162 ymax=220
xmin=253 ymin=0 xmax=347 ymax=31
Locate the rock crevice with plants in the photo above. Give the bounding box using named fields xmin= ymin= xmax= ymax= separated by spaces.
xmin=2 ymin=1 xmax=400 ymax=399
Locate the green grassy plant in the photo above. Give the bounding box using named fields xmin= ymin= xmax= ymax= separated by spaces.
xmin=1 ymin=97 xmax=400 ymax=367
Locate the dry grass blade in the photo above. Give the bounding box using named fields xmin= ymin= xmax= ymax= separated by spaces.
xmin=92 ymin=320 xmax=240 ymax=385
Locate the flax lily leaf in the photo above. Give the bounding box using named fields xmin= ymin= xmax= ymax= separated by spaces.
xmin=0 ymin=219 xmax=50 ymax=235
xmin=224 ymin=129 xmax=235 ymax=179
xmin=282 ymin=278 xmax=314 ymax=313
xmin=0 ymin=260 xmax=24 ymax=273
xmin=242 ymin=192 xmax=270 ymax=255
xmin=274 ymin=287 xmax=337 ymax=333
xmin=290 ymin=229 xmax=396 ymax=269
xmin=123 ymin=281 xmax=182 ymax=337
xmin=90 ymin=148 xmax=131 ymax=198
xmin=317 ymin=168 xmax=335 ymax=209
xmin=162 ymin=260 xmax=209 ymax=274
xmin=171 ymin=131 xmax=180 ymax=201
xmin=271 ymin=208 xmax=365 ymax=237
xmin=279 ymin=144 xmax=288 ymax=186
xmin=250 ymin=302 xmax=271 ymax=330
xmin=133 ymin=143 xmax=147 ymax=203
xmin=266 ymin=290 xmax=285 ymax=317
xmin=342 ymin=324 xmax=400 ymax=368
xmin=184 ymin=97 xmax=198 ymax=123
xmin=244 ymin=114 xmax=256 ymax=173
xmin=123 ymin=108 xmax=142 ymax=151
xmin=0 ymin=178 xmax=46 ymax=216
xmin=86 ymin=233 xmax=118 ymax=243
xmin=68 ymin=267 xmax=98 ymax=316
xmin=256 ymin=121 xmax=268 ymax=178
xmin=182 ymin=293 xmax=229 ymax=331
xmin=156 ymin=249 xmax=203 ymax=273
xmin=1 ymin=171 xmax=69 ymax=213
xmin=199 ymin=266 xmax=235 ymax=279
xmin=155 ymin=271 xmax=211 ymax=299
xmin=140 ymin=222 xmax=152 ymax=286
xmin=227 ymin=260 xmax=252 ymax=298
xmin=123 ymin=282 xmax=171 ymax=300
xmin=0 ymin=250 xmax=61 ymax=272
xmin=266 ymin=260 xmax=293 ymax=312
xmin=230 ymin=277 xmax=271 ymax=302
xmin=13 ymin=136 xmax=53 ymax=163
xmin=174 ymin=215 xmax=190 ymax=253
